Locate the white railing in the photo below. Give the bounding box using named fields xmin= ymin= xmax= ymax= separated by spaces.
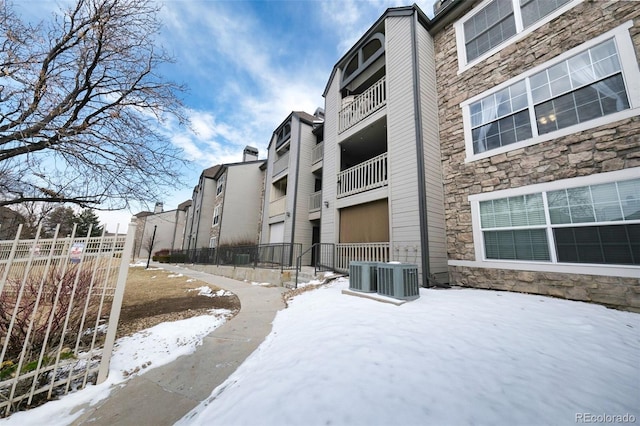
xmin=309 ymin=191 xmax=322 ymax=212
xmin=339 ymin=76 xmax=386 ymax=133
xmin=269 ymin=195 xmax=287 ymax=217
xmin=336 ymin=242 xmax=390 ymax=272
xmin=0 ymin=222 xmax=135 ymax=417
xmin=311 ymin=142 xmax=324 ymax=165
xmin=272 ymin=151 xmax=290 ymax=176
xmin=337 ymin=152 xmax=387 ymax=198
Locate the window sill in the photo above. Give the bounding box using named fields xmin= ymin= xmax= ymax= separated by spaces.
xmin=448 ymin=259 xmax=640 ymax=278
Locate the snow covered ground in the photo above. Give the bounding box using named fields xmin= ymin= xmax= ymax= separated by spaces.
xmin=3 ymin=277 xmax=639 ymax=425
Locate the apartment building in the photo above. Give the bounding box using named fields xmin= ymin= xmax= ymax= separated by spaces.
xmin=183 ymin=165 xmax=221 ymax=250
xmin=431 ymin=0 xmax=640 ymax=310
xmin=321 ymin=5 xmax=448 ymax=286
xmin=209 ymin=147 xmax=264 ymax=248
xmin=260 ymin=110 xmax=324 ymax=265
xmin=133 ymin=201 xmax=190 ymax=259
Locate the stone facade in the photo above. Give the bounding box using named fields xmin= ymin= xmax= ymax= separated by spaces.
xmin=434 ymin=1 xmax=640 ymax=311
xmin=209 ymin=171 xmax=224 ymax=247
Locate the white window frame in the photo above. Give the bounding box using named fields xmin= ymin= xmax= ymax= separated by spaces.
xmin=209 ymin=237 xmax=217 ymax=248
xmin=212 ymin=205 xmax=220 ymax=227
xmin=455 ymin=0 xmax=583 ymax=73
xmin=449 ymin=167 xmax=640 ymax=278
xmin=216 ymin=174 xmax=225 ymax=196
xmin=461 ymin=21 xmax=640 ymax=163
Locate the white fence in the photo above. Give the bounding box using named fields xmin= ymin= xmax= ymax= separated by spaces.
xmin=339 ymin=76 xmax=386 ymax=133
xmin=337 ymin=152 xmax=388 ymax=198
xmin=335 ymin=242 xmax=390 ymax=272
xmin=311 ymin=142 xmax=324 ymax=165
xmin=309 ymin=191 xmax=322 ymax=212
xmin=272 ymin=151 xmax=290 ymax=176
xmin=0 ymin=222 xmax=135 ymax=417
xmin=269 ymin=196 xmax=287 ymax=217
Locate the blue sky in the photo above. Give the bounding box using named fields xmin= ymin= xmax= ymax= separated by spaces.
xmin=22 ymin=0 xmax=436 ymax=232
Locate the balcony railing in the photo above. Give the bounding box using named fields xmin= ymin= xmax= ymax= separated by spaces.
xmin=339 ymin=76 xmax=386 ymax=133
xmin=269 ymin=195 xmax=286 ymax=217
xmin=337 ymin=152 xmax=387 ymax=198
xmin=335 ymin=242 xmax=390 ymax=272
xmin=312 ymin=141 xmax=324 ymax=165
xmin=309 ymin=191 xmax=322 ymax=212
xmin=273 ymin=151 xmax=290 ymax=176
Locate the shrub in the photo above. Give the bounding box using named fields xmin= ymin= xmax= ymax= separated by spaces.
xmin=0 ymin=263 xmax=102 ymax=364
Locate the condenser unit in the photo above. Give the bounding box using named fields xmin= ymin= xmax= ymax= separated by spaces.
xmin=376 ymin=263 xmax=420 ymax=300
xmin=348 ymin=261 xmax=379 ymax=293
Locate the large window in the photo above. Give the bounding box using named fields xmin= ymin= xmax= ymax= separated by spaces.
xmin=478 ymin=177 xmax=640 ymax=265
xmin=216 ymin=175 xmax=225 ymax=196
xmin=212 ymin=206 xmax=220 ymax=226
xmin=462 ymin=23 xmax=640 ymax=160
xmin=457 ymin=0 xmax=578 ymax=67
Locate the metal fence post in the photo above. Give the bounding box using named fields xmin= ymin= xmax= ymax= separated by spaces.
xmin=97 ymin=220 xmax=136 ymax=384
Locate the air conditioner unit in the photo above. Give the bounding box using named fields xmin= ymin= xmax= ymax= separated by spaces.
xmin=376 ymin=263 xmax=420 ymax=300
xmin=348 ymin=261 xmax=378 ymax=293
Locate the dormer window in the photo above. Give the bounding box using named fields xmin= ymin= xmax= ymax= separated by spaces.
xmin=275 ymin=120 xmax=292 ymax=150
xmin=340 ymin=33 xmax=385 ymax=89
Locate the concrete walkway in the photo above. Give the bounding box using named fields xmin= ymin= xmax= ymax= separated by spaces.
xmin=70 ymin=264 xmax=287 ymax=426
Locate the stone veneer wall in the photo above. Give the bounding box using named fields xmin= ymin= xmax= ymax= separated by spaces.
xmin=434 ymin=1 xmax=640 ymax=311
xmin=210 ymin=173 xmax=224 ymax=246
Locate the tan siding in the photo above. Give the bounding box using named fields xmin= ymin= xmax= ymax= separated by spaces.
xmin=293 ymin=118 xmax=317 ymax=264
xmin=417 ymin=21 xmax=448 ymax=280
xmin=385 ymin=16 xmax=424 ymax=277
xmin=259 ymin=135 xmax=278 ymax=244
xmin=321 ymin=74 xmax=340 ymax=245
xmin=219 ymin=164 xmax=263 ymax=244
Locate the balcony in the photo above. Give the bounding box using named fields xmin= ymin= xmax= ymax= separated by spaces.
xmin=335 ymin=242 xmax=390 ymax=272
xmin=312 ymin=142 xmax=324 ymax=165
xmin=309 ymin=191 xmax=322 ymax=212
xmin=273 ymin=151 xmax=290 ymax=177
xmin=339 ymin=76 xmax=386 ymax=133
xmin=337 ymin=152 xmax=387 ymax=198
xmin=269 ymin=196 xmax=286 ymax=217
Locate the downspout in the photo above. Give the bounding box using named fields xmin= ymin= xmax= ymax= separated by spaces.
xmin=290 ymin=116 xmax=302 ymax=266
xmin=171 ymin=209 xmax=179 ymax=251
xmin=410 ymin=12 xmax=431 ymax=287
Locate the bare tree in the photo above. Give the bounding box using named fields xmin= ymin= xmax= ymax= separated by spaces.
xmin=0 ymin=0 xmax=187 ymax=210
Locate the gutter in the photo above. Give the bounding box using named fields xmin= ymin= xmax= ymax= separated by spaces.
xmin=290 ymin=115 xmax=302 ymax=264
xmin=410 ymin=11 xmax=432 ymax=287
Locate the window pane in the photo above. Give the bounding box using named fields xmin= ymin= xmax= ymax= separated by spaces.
xmin=464 ymin=0 xmax=516 ymax=61
xmin=526 ymin=193 xmax=546 ymax=225
xmin=591 ymin=182 xmax=618 ymax=204
xmin=484 ymin=229 xmax=550 ymax=261
xmin=618 ymin=179 xmax=640 ymax=220
xmin=535 ymin=74 xmax=629 ymax=135
xmin=554 ymin=225 xmax=640 ymax=265
xmin=549 ymin=206 xmax=571 ymax=224
xmin=521 ymin=0 xmax=571 ymax=28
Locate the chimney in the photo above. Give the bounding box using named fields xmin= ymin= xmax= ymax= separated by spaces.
xmin=154 ymin=202 xmax=163 ymax=213
xmin=243 ymin=146 xmax=259 ymax=162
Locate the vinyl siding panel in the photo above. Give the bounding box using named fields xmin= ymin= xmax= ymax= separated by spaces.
xmin=260 ymin=134 xmax=278 ymax=244
xmin=321 ymin=73 xmax=340 ymax=245
xmin=219 ymin=163 xmax=263 ymax=244
xmin=417 ymin=21 xmax=448 ymax=281
xmin=195 ymin=178 xmax=216 ymax=248
xmin=292 ymin=117 xmax=317 ymax=265
xmin=385 ymin=16 xmax=424 ymax=279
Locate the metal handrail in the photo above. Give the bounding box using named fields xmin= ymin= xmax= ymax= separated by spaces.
xmin=295 ymin=243 xmax=335 ymax=288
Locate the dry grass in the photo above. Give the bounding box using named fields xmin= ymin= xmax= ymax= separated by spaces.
xmin=116 ymin=267 xmax=240 ymax=337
